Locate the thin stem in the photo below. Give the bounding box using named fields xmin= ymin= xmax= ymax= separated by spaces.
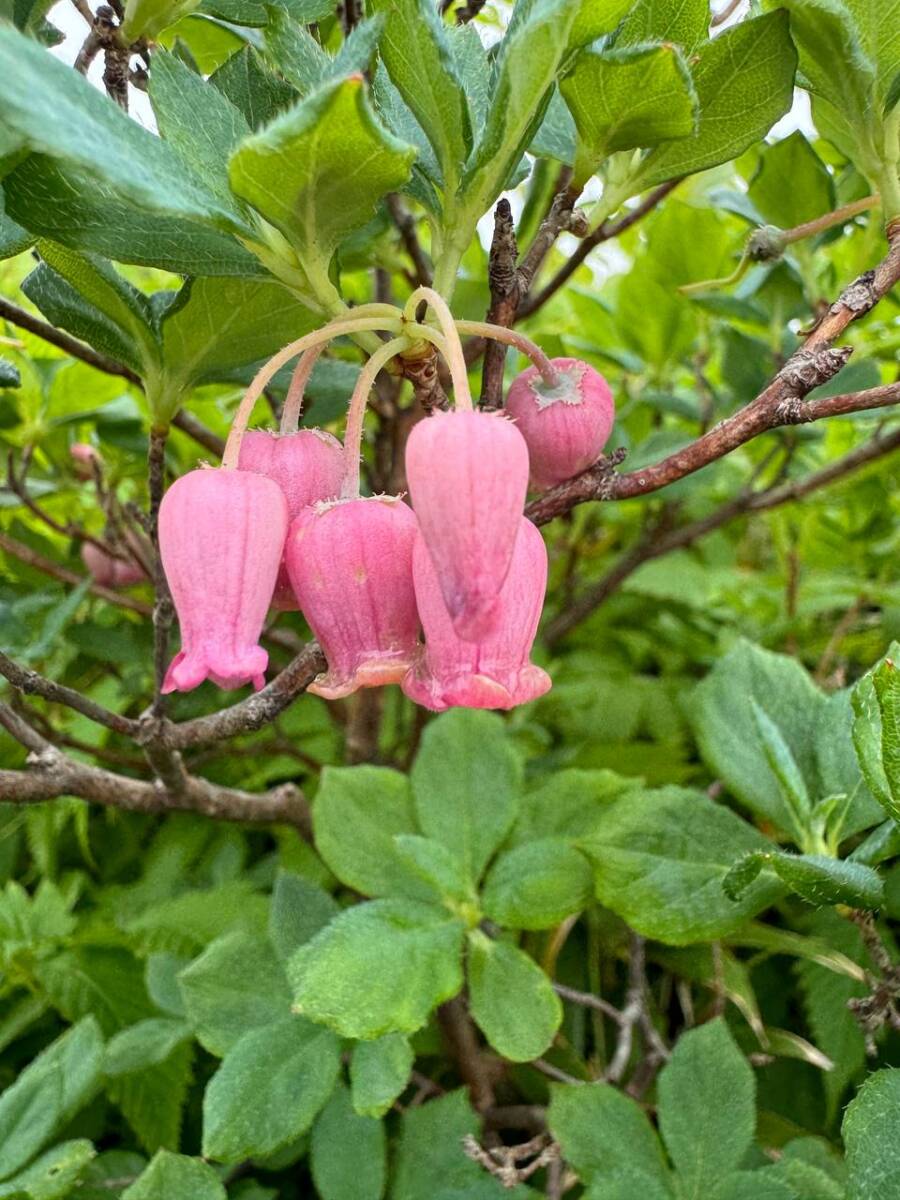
xmin=455 ymin=319 xmax=560 ymax=387
xmin=222 ymin=316 xmax=404 ymax=469
xmin=783 ymin=194 xmax=880 ymax=244
xmin=405 ymin=287 xmax=474 ymax=411
xmin=341 ymin=337 xmax=412 ymax=499
xmin=279 ymin=345 xmax=325 ymax=434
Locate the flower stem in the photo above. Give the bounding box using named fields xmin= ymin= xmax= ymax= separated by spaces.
xmin=279 ymin=346 xmax=324 ymax=434
xmin=222 ymin=316 xmax=404 ymax=469
xmin=454 ymin=319 xmax=561 ymax=388
xmin=341 ymin=336 xmax=412 ymax=500
xmin=404 ymin=286 xmax=474 ymax=411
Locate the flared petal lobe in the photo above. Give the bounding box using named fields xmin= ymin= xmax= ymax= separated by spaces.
xmin=285 ymin=496 xmax=419 ymax=699
xmin=402 ymin=517 xmax=551 ymax=712
xmin=405 ymin=409 xmax=529 ymax=641
xmin=238 ymin=429 xmax=344 ymax=610
xmin=505 ymin=357 xmax=614 ymax=491
xmin=160 ymin=468 xmax=289 ymax=693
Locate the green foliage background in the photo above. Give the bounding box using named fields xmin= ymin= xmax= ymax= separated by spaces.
xmin=1 ymin=0 xmax=900 ymax=1196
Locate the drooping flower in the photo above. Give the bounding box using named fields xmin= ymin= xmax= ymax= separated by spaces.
xmin=505 ymin=357 xmax=614 ymax=491
xmin=285 ymin=495 xmax=419 ymax=699
xmin=160 ymin=468 xmax=288 ymax=693
xmin=70 ymin=442 xmax=101 ymax=480
xmin=402 ymin=516 xmax=551 ymax=712
xmin=238 ymin=428 xmax=343 ymax=609
xmin=81 ymin=542 xmax=146 ymax=588
xmin=404 ymin=409 xmax=529 ymax=641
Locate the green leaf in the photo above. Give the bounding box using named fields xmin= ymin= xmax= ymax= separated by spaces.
xmin=467 ymin=931 xmax=562 ymax=1062
xmin=108 ymin=1041 xmax=193 ymax=1155
xmin=263 ymin=8 xmax=331 ymax=94
xmin=369 ymin=0 xmax=470 ymax=186
xmin=122 ymin=0 xmax=201 ymax=40
xmin=179 ymin=931 xmax=291 ymax=1056
xmin=723 ymin=850 xmax=883 ymax=909
xmin=350 ymin=1033 xmax=414 ymax=1118
xmin=269 ymin=872 xmax=339 ymax=962
xmin=311 ymin=1083 xmax=386 ymax=1200
xmin=229 ymin=75 xmax=416 ymax=282
xmin=202 ymin=1016 xmax=340 ymax=1162
xmin=393 ymin=835 xmax=475 ymax=906
xmin=713 ymin=1172 xmax=795 ymax=1200
xmin=748 ymin=132 xmax=836 ymax=229
xmin=481 ymin=838 xmax=593 ymax=930
xmin=4 ymin=156 xmax=261 ymax=276
xmin=0 ymin=1017 xmax=103 ymax=1179
xmin=584 ymin=1172 xmax=673 ymax=1200
xmin=158 ymin=276 xmax=317 ymax=401
xmin=750 ymin=698 xmax=811 ymax=840
xmin=852 ymin=656 xmax=897 ymax=820
xmin=871 ymin=660 xmax=900 ymax=820
xmin=657 ymin=1019 xmax=755 ymax=1199
xmin=0 ymin=24 xmax=248 ymax=235
xmin=288 ymin=899 xmax=465 ymax=1039
xmin=547 ymin=1081 xmax=669 ymax=1189
xmin=149 ymin=49 xmax=250 ymax=213
xmin=313 ymin=766 xmax=430 ymax=900
xmin=843 ymin=1068 xmax=900 ymax=1199
xmin=561 ymin=42 xmax=697 ymax=184
xmin=411 ymin=710 xmax=522 ymax=882
xmin=614 ymin=0 xmax=709 ymax=48
xmin=105 ymin=1018 xmax=191 ymax=1077
xmin=581 ymin=787 xmax=785 ymax=944
xmin=393 ymin=1090 xmax=488 ymax=1200
xmin=634 ymin=12 xmax=797 ymax=189
xmin=209 ymin=46 xmax=297 ymax=129
xmin=463 ymin=0 xmax=581 ymax=213
xmin=511 ymin=769 xmax=640 ymax=845
xmin=0 ymin=1140 xmax=95 ymax=1200
xmin=121 ymin=1151 xmax=226 ymax=1200
xmin=690 ymin=640 xmax=827 ymax=833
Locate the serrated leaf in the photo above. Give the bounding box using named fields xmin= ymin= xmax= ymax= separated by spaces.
xmin=229 ymin=75 xmax=416 ymax=282
xmin=393 ymin=835 xmax=475 ymax=905
xmin=657 ymin=1019 xmax=755 ymax=1199
xmin=614 ymin=0 xmax=709 ymax=48
xmin=481 ymin=838 xmax=593 ymax=930
xmin=852 ymin=656 xmax=897 ymax=820
xmin=313 ymin=766 xmax=431 ymax=900
xmin=370 ymin=0 xmax=470 ymax=186
xmin=263 ymin=7 xmax=331 ymax=94
xmin=562 ymin=42 xmax=697 ymax=184
xmin=748 ymin=132 xmax=836 ymax=229
xmin=581 ymin=787 xmax=785 ymax=944
xmin=0 ymin=1139 xmax=95 ymax=1200
xmin=104 ymin=1018 xmax=191 ymax=1077
xmin=107 ymin=1040 xmax=194 ymax=1154
xmin=202 ymin=1016 xmax=340 ymax=1162
xmin=269 ymin=872 xmax=339 ymax=962
xmin=209 ymin=45 xmax=297 ymax=129
xmin=411 ymin=710 xmax=522 ymax=883
xmin=634 ymin=12 xmax=797 ymax=189
xmin=843 ymin=1068 xmax=900 ymax=1199
xmin=750 ymin=697 xmax=811 ymax=840
xmin=121 ymin=1151 xmax=226 ymax=1200
xmin=871 ymin=660 xmax=900 ymax=820
xmin=310 ymin=1082 xmax=386 ymax=1200
xmin=288 ymin=899 xmax=465 ymax=1039
xmin=725 ymin=850 xmax=883 ymax=909
xmin=350 ymin=1033 xmax=413 ymax=1119
xmin=0 ymin=23 xmax=248 ymax=235
xmin=122 ymin=0 xmax=201 ymax=40
xmin=547 ymin=1081 xmax=669 ymax=1189
xmin=179 ymin=930 xmax=291 ymax=1056
xmin=467 ymin=931 xmax=561 ymax=1062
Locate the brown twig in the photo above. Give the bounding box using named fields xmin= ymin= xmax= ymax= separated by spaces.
xmin=438 ymin=996 xmax=497 ymax=1113
xmin=0 ymin=651 xmax=140 ymax=738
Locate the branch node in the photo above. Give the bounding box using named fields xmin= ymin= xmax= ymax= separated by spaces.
xmin=834 ymin=269 xmax=878 ymax=316
xmin=777 ymin=346 xmax=853 ymax=393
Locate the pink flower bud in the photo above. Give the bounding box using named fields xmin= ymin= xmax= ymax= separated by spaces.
xmin=285 ymin=495 xmax=419 ymax=700
xmin=505 ymin=357 xmax=614 ymax=491
xmin=81 ymin=542 xmax=145 ymax=588
xmin=402 ymin=517 xmax=551 ymax=712
xmin=160 ymin=469 xmax=288 ymax=693
xmin=405 ymin=409 xmax=529 ymax=641
xmin=238 ymin=428 xmax=344 ymax=610
xmin=70 ymin=442 xmax=101 ymax=480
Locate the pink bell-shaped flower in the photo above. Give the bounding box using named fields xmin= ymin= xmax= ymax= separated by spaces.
xmin=402 ymin=516 xmax=551 ymax=712
xmin=285 ymin=495 xmax=419 ymax=700
xmin=505 ymin=357 xmax=614 ymax=491
xmin=238 ymin=428 xmax=343 ymax=610
xmin=405 ymin=409 xmax=529 ymax=641
xmin=160 ymin=468 xmax=288 ymax=693
xmin=81 ymin=541 xmax=146 ymax=588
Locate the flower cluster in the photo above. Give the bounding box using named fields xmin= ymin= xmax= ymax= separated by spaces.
xmin=159 ymin=293 xmax=614 ymax=712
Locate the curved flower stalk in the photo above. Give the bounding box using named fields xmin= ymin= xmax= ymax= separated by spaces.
xmin=505 ymin=356 xmax=615 ymax=490
xmin=161 ymin=309 xmax=405 ymax=693
xmin=403 ymin=516 xmax=551 ymax=711
xmin=160 ymin=468 xmax=289 ymax=693
xmin=286 ymin=336 xmax=421 ymax=699
xmin=238 ymin=347 xmax=343 ymax=610
xmin=403 ymin=288 xmax=530 ymax=642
